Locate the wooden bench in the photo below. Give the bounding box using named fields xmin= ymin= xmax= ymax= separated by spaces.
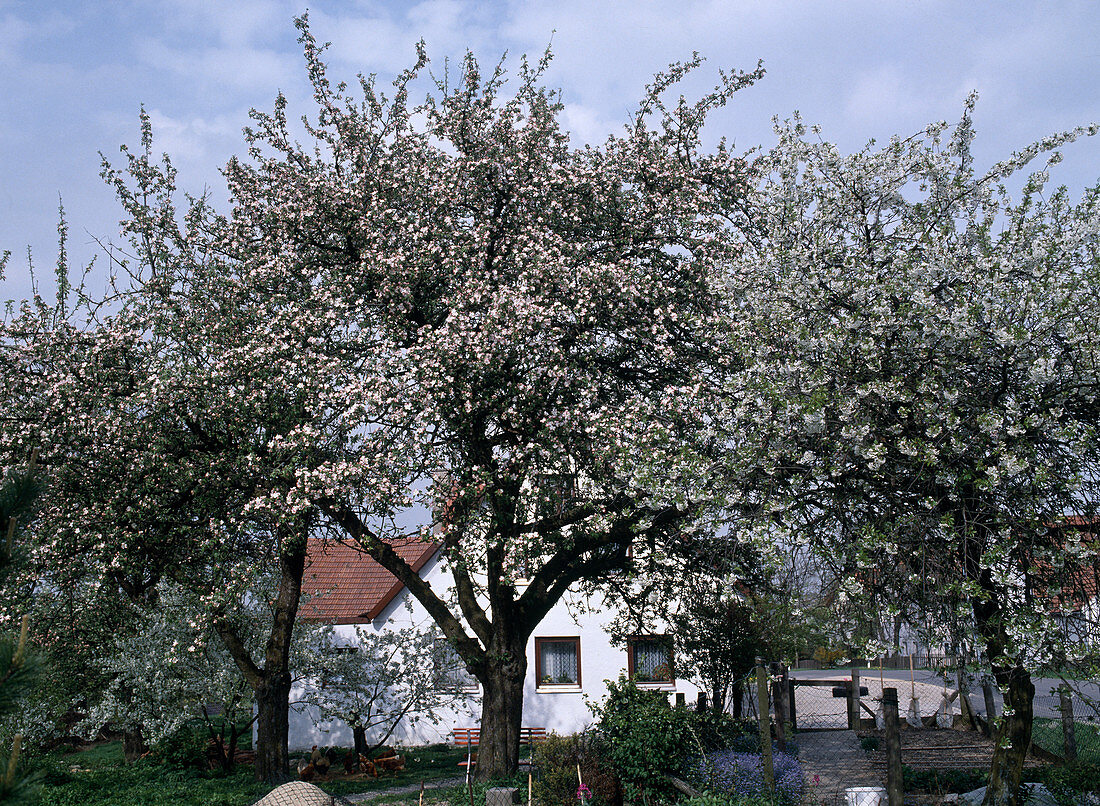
xmin=452 ymin=727 xmax=548 ymax=780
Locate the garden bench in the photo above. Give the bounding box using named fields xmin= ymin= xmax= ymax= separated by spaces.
xmin=452 ymin=727 xmax=548 ymax=781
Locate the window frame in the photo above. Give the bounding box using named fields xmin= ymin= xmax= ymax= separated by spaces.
xmin=627 ymin=635 xmax=675 ymax=688
xmin=534 ymin=636 xmax=582 ymax=691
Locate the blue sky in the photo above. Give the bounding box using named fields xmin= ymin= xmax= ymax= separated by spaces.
xmin=2 ymin=0 xmax=1099 ymax=300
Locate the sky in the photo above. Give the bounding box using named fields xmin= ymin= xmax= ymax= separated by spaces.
xmin=2 ymin=0 xmax=1099 ymax=301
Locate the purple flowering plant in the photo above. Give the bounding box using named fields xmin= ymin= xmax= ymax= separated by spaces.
xmin=691 ymin=749 xmax=803 ymax=806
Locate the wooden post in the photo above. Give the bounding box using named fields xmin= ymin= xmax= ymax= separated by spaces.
xmin=848 ymin=667 xmax=861 ymax=730
xmin=770 ymin=664 xmax=786 ymax=753
xmin=756 ymin=659 xmax=774 ymax=794
xmin=982 ymin=681 xmax=998 ymax=738
xmin=956 ymin=665 xmax=977 ymax=731
xmin=787 ymin=676 xmax=797 ymax=731
xmin=882 ymin=687 xmax=904 ymax=806
xmin=1059 ymin=687 xmax=1078 ymax=762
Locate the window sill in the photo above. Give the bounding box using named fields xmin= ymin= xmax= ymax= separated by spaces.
xmin=633 ymin=681 xmax=676 ymax=691
xmin=535 ymin=684 xmax=583 ymax=693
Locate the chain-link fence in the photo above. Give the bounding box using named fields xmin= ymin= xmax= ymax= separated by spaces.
xmin=1030 ymin=687 xmax=1100 ymax=764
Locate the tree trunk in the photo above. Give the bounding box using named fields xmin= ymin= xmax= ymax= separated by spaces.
xmin=122 ymin=726 xmax=148 ymax=762
xmin=475 ymin=639 xmax=527 ymax=780
xmin=213 ymin=524 xmax=309 ymax=785
xmin=982 ymin=665 xmax=1034 ymax=806
xmin=731 ymin=679 xmax=744 ymax=719
xmin=254 ymin=672 xmax=293 ymax=784
xmin=353 ymin=726 xmax=368 ymax=757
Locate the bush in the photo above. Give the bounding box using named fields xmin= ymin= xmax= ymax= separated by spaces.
xmin=147 ymin=723 xmax=207 ymax=772
xmin=1031 ymin=760 xmax=1100 ymax=806
xmin=592 ymin=677 xmax=696 ymax=799
xmin=901 ymin=766 xmax=987 ymax=795
xmin=859 ymin=735 xmax=879 ymax=752
xmin=690 ymin=711 xmax=754 ymax=754
xmin=532 ymin=731 xmax=621 ymax=806
xmin=688 ymin=750 xmax=803 ymax=806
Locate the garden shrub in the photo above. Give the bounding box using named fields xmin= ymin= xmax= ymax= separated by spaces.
xmin=532 ymin=731 xmax=622 ymax=806
xmin=1031 ymin=760 xmax=1100 ymax=806
xmin=689 ymin=749 xmax=803 ymax=806
xmin=901 ymin=766 xmax=987 ymax=795
xmin=690 ymin=711 xmax=753 ymax=754
xmin=859 ymin=735 xmax=879 ymax=752
xmin=147 ymin=723 xmax=207 ymax=771
xmin=593 ymin=676 xmax=695 ymax=798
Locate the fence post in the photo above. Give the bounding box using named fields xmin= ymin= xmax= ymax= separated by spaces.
xmin=787 ymin=676 xmax=797 ymax=731
xmin=756 ymin=658 xmax=775 ymax=794
xmin=848 ymin=667 xmax=861 ymax=730
xmin=770 ymin=663 xmax=786 ymax=753
xmin=882 ymin=687 xmax=904 ymax=806
xmin=982 ymin=681 xmax=998 ymax=738
xmin=1059 ymin=686 xmax=1078 ymax=762
xmin=956 ymin=665 xmax=977 ymax=731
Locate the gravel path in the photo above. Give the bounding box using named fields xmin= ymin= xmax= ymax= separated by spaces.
xmin=341 ymin=776 xmax=465 ymax=804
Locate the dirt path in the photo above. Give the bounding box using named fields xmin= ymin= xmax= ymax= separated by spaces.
xmin=796 ymin=731 xmax=884 ymax=806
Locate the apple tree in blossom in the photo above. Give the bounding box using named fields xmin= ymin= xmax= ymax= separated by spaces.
xmin=729 ymin=101 xmax=1100 ymax=805
xmin=1 ymin=19 xmax=760 ymax=781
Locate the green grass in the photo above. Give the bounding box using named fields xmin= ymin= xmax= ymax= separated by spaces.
xmin=1031 ymin=718 xmax=1100 ymax=763
xmin=32 ymin=741 xmax=467 ymax=806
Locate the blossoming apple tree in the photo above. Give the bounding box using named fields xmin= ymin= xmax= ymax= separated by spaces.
xmin=2 ymin=19 xmax=760 ymax=780
xmin=728 ymin=100 xmax=1100 ymax=805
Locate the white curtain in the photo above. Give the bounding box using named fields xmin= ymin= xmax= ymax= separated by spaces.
xmin=540 ymin=641 xmax=578 ymax=684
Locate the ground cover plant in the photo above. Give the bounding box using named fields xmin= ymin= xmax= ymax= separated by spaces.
xmin=32 ymin=741 xmax=466 ymax=806
xmin=689 ymin=750 xmax=802 ymax=806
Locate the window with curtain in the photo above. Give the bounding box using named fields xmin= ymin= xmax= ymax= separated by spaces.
xmin=535 ymin=637 xmax=580 ymax=687
xmin=629 ymin=636 xmax=673 ymax=683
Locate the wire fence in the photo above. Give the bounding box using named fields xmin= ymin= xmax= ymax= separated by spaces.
xmin=1030 ymin=688 xmax=1100 ymax=764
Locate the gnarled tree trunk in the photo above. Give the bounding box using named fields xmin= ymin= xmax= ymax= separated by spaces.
xmin=475 ymin=636 xmax=527 ymax=780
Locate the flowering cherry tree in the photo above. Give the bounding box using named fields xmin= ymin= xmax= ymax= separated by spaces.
xmin=729 ymin=101 xmax=1100 ymax=805
xmin=2 ymin=19 xmax=759 ymax=781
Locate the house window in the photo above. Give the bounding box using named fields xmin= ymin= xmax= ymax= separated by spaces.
xmin=628 ymin=636 xmax=674 ymax=684
xmin=535 ymin=637 xmax=581 ymax=688
xmin=433 ymin=638 xmax=478 ymax=692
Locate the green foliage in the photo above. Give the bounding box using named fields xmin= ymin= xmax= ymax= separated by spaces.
xmin=147 ymin=722 xmax=209 ymax=772
xmin=34 ymin=741 xmax=468 ymax=805
xmin=592 ymin=677 xmax=697 ymax=799
xmin=532 ymin=731 xmax=621 ymax=806
xmin=858 ymin=735 xmax=879 ymax=752
xmin=901 ymin=765 xmax=988 ymax=794
xmin=1031 ymin=760 xmax=1100 ymax=805
xmin=690 ymin=711 xmax=760 ymax=755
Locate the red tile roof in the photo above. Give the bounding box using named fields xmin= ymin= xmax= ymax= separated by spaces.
xmin=300 ymin=537 xmax=439 ymax=624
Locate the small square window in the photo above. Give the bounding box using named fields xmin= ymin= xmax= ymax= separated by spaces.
xmin=535 ymin=637 xmax=580 ymax=688
xmin=628 ymin=636 xmax=674 ymax=684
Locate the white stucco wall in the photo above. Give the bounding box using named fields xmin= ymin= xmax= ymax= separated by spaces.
xmin=286 ymin=552 xmax=700 ymax=751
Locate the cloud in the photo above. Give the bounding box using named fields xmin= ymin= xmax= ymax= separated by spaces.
xmin=135 ymin=38 xmax=300 ymax=94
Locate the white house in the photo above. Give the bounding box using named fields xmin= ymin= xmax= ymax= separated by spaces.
xmin=287 ymin=537 xmax=699 ymax=751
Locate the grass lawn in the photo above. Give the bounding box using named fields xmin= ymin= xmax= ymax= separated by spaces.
xmin=1031 ymin=717 xmax=1100 ymax=763
xmin=34 ymin=741 xmax=467 ymax=806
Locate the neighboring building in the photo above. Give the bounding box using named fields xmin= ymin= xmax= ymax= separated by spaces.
xmin=287 ymin=537 xmax=698 ymax=751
